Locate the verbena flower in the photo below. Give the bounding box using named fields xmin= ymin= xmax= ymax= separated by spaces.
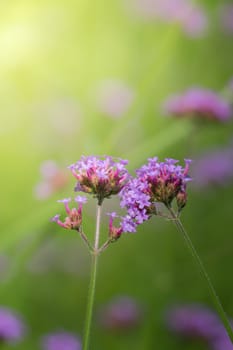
xmin=51 ymin=196 xmax=87 ymax=230
xmin=98 ymin=296 xmax=143 ymax=331
xmin=41 ymin=331 xmax=82 ymax=350
xmin=0 ymin=307 xmax=26 ymax=344
xmin=34 ymin=160 xmax=69 ymax=200
xmin=69 ymin=156 xmax=130 ymax=205
xmin=165 ymin=304 xmax=223 ymax=342
xmin=163 ymin=88 xmax=231 ymax=122
xmin=192 ymin=148 xmax=233 ymax=188
xmin=119 ymin=158 xmax=191 ymax=232
xmin=127 ymin=0 xmax=208 ymax=37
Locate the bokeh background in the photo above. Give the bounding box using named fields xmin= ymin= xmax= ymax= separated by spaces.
xmin=1 ymin=0 xmax=233 ymax=349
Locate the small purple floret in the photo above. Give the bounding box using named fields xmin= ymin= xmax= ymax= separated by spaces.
xmin=57 ymin=198 xmax=71 ymax=204
xmin=51 ymin=214 xmax=60 ymax=222
xmin=41 ymin=331 xmax=82 ymax=350
xmin=75 ymin=196 xmax=87 ymax=204
xmin=106 ymin=212 xmax=118 ymax=218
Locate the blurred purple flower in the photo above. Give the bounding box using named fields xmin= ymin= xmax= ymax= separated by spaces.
xmin=165 ymin=304 xmax=223 ymax=341
xmin=98 ymin=296 xmax=143 ymax=331
xmin=192 ymin=148 xmax=233 ymax=188
xmin=163 ymin=88 xmax=231 ymax=122
xmin=0 ymin=307 xmax=26 ymax=344
xmin=211 ymin=335 xmax=233 ymax=350
xmin=219 ymin=4 xmax=233 ymax=35
xmin=127 ymin=0 xmax=208 ymax=37
xmin=95 ymin=80 xmax=135 ymax=118
xmin=34 ymin=160 xmax=69 ymax=200
xmin=42 ymin=331 xmax=81 ymax=350
xmin=227 ymin=78 xmax=233 ymax=91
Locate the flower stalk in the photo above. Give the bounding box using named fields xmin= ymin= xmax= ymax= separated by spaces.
xmin=83 ymin=205 xmax=102 ymax=350
xmin=167 ymin=205 xmax=233 ymax=344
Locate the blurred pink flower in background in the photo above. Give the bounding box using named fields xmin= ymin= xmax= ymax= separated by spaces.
xmin=98 ymin=296 xmax=143 ymax=331
xmin=191 ymin=146 xmax=233 ymax=189
xmin=126 ymin=0 xmax=208 ymax=37
xmin=219 ymin=4 xmax=233 ymax=35
xmin=41 ymin=331 xmax=82 ymax=350
xmin=34 ymin=160 xmax=69 ymax=200
xmin=163 ymin=88 xmax=232 ymax=122
xmin=165 ymin=303 xmax=233 ymax=350
xmin=95 ymin=80 xmax=135 ymax=118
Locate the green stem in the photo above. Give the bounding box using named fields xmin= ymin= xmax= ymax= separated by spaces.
xmin=168 ymin=206 xmax=233 ymax=343
xmin=83 ymin=205 xmax=101 ymax=350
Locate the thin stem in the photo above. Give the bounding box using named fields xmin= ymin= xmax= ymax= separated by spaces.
xmin=98 ymin=238 xmax=112 ymax=254
xmin=79 ymin=230 xmax=93 ymax=253
xmin=168 ymin=206 xmax=233 ymax=343
xmin=94 ymin=205 xmax=101 ymax=250
xmin=83 ymin=205 xmax=102 ymax=350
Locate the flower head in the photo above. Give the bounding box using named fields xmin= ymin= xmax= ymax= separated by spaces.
xmin=69 ymin=156 xmax=130 ymax=204
xmin=163 ymin=88 xmax=231 ymax=122
xmin=0 ymin=307 xmax=26 ymax=344
xmin=127 ymin=0 xmax=208 ymax=38
xmin=98 ymin=296 xmax=143 ymax=331
xmin=119 ymin=158 xmax=191 ymax=232
xmin=51 ymin=196 xmax=87 ymax=230
xmin=165 ymin=304 xmax=223 ymax=342
xmin=34 ymin=160 xmax=69 ymax=200
xmin=192 ymin=148 xmax=233 ymax=188
xmin=41 ymin=331 xmax=82 ymax=350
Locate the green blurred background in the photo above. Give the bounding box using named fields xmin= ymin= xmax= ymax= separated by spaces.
xmin=1 ymin=0 xmax=233 ymax=349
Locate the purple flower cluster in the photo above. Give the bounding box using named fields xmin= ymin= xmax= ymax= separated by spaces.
xmin=51 ymin=196 xmax=87 ymax=230
xmin=163 ymin=88 xmax=231 ymax=122
xmin=128 ymin=0 xmax=208 ymax=37
xmin=98 ymin=296 xmax=142 ymax=331
xmin=166 ymin=304 xmax=233 ymax=350
xmin=41 ymin=331 xmax=82 ymax=350
xmin=0 ymin=307 xmax=26 ymax=344
xmin=69 ymin=156 xmax=130 ymax=204
xmin=192 ymin=147 xmax=233 ymax=188
xmin=119 ymin=158 xmax=191 ymax=232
